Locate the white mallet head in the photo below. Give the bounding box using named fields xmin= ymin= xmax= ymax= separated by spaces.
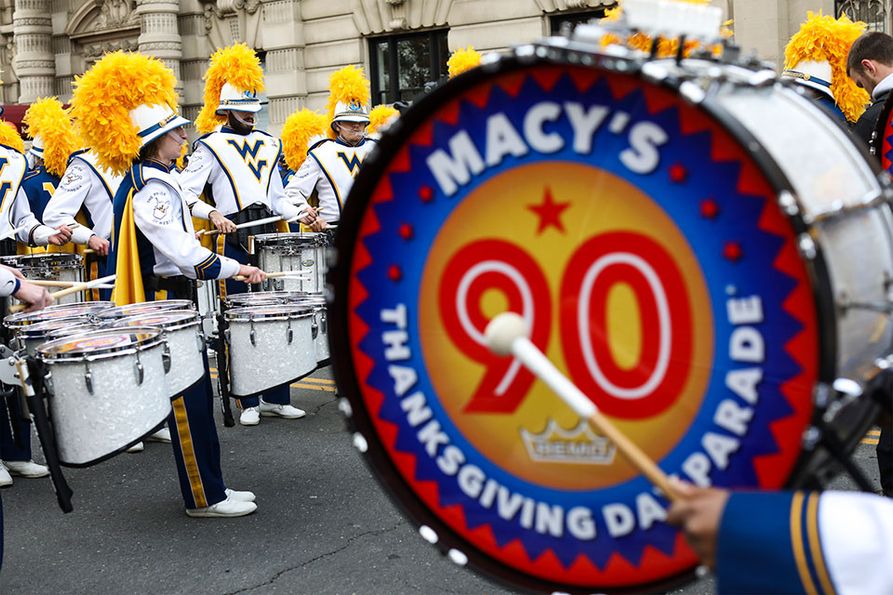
xmin=484 ymin=312 xmax=529 ymax=356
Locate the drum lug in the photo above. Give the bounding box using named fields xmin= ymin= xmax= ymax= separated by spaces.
xmin=44 ymin=371 xmax=54 ymax=395
xmin=249 ymin=319 xmax=257 ymax=347
xmin=320 ymin=310 xmax=327 ymax=334
xmin=286 ymin=319 xmax=294 ymax=345
xmin=162 ymin=343 xmax=172 ymax=373
xmin=84 ymin=362 xmax=94 ymax=395
xmin=797 ymin=233 xmax=817 ymax=260
xmin=196 ymin=331 xmax=205 ymax=353
xmin=134 ymin=351 xmax=144 ymax=386
xmin=802 ymin=426 xmax=821 ymax=452
xmin=311 ymin=317 xmax=319 ymax=340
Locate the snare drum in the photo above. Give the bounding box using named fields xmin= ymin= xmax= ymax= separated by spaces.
xmin=330 ymin=34 xmax=893 ymax=592
xmin=38 ymin=328 xmax=170 ymax=467
xmin=4 ymin=303 xmax=111 ymax=334
xmin=223 ymin=291 xmax=312 ymax=309
xmin=111 ymin=311 xmax=205 ymax=396
xmin=0 ymin=253 xmax=84 ymax=304
xmin=294 ymin=296 xmax=328 ymax=364
xmin=13 ymin=315 xmax=92 ymax=355
xmin=252 ymin=232 xmax=329 ymax=294
xmin=224 ymin=304 xmax=315 ymax=396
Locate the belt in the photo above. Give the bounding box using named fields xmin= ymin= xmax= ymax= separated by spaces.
xmin=144 ymin=275 xmax=196 ymax=300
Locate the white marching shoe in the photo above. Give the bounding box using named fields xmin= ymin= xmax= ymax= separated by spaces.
xmin=225 ymin=488 xmax=256 ymax=502
xmin=239 ymin=407 xmax=260 ymax=426
xmin=125 ymin=442 xmax=145 ymax=453
xmin=146 ymin=428 xmax=172 ymax=443
xmin=5 ymin=460 xmax=49 ymax=478
xmin=0 ymin=463 xmax=12 ymax=487
xmin=259 ymin=400 xmax=306 ymax=419
xmin=186 ymin=494 xmax=257 ymax=518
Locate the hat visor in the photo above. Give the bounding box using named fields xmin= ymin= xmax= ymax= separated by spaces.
xmin=784 ymin=76 xmax=834 ymax=100
xmin=139 ymin=115 xmax=191 ymax=147
xmin=333 ymin=115 xmax=370 ymax=124
xmin=216 ymin=102 xmax=263 ymax=115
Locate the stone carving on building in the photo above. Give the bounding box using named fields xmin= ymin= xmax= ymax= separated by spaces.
xmin=533 ymin=0 xmax=613 ymax=12
xmin=352 ymin=0 xmax=452 ymax=35
xmin=199 ymin=0 xmax=262 ymax=51
xmin=96 ymin=0 xmax=136 ymax=29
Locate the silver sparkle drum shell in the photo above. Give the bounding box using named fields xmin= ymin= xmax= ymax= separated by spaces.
xmin=224 ymin=305 xmax=315 ymax=396
xmin=0 ymin=253 xmax=84 ymax=304
xmin=111 ymin=311 xmax=205 ymax=397
xmin=253 ymin=232 xmax=328 ymax=294
xmin=38 ymin=328 xmax=170 ymax=467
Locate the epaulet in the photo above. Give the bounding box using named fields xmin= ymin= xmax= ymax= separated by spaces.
xmin=131 ymin=162 xmax=148 ymax=193
xmin=68 ymin=148 xmax=89 ymax=165
xmin=192 ymin=131 xmax=215 ymax=152
xmin=308 ymin=137 xmax=333 ymax=152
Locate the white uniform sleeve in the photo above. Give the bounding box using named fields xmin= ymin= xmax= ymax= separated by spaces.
xmin=819 ymin=491 xmax=893 ymax=594
xmin=43 ymin=160 xmax=96 ymax=244
xmin=10 ymin=186 xmax=55 ymax=246
xmin=268 ymin=158 xmax=301 ymax=221
xmin=0 ymin=267 xmax=20 ymax=297
xmin=187 ymin=197 xmax=217 ymax=220
xmin=133 ymin=181 xmax=240 ymax=280
xmin=178 ymin=142 xmax=214 ymax=208
xmin=284 ymin=155 xmax=322 ymax=212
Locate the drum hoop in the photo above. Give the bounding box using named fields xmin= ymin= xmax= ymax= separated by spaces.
xmin=16 ymin=316 xmax=93 ymax=339
xmin=38 ymin=327 xmax=164 ymax=362
xmin=111 ymin=311 xmax=201 ymax=332
xmin=330 ymin=47 xmax=844 ymax=592
xmin=253 ymin=232 xmax=323 ymax=244
xmin=225 ymin=306 xmax=314 ymax=321
xmin=95 ymin=300 xmax=195 ymax=320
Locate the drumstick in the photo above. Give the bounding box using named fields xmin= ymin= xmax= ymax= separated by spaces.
xmin=232 ymin=271 xmax=313 ymax=281
xmin=196 ymin=215 xmax=299 ymax=237
xmin=484 ymin=312 xmax=679 ymax=502
xmin=8 ymin=274 xmax=117 ymax=313
xmin=28 ymin=280 xmax=80 ymax=288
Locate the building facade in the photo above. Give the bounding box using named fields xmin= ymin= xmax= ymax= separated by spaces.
xmin=0 ymin=0 xmax=879 ymax=136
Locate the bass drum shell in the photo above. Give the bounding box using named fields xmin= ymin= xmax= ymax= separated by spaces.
xmin=225 ymin=306 xmax=316 ymax=396
xmin=38 ymin=329 xmax=170 ymax=467
xmin=328 ymin=47 xmax=886 ymax=593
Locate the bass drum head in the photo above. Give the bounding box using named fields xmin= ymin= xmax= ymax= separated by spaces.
xmin=330 ymin=54 xmax=822 ymax=592
xmin=873 ymin=91 xmax=893 ymax=172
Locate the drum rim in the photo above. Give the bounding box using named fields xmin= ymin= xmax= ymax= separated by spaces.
xmin=330 ymin=45 xmax=842 ymax=593
xmin=15 ymin=315 xmax=93 ymax=339
xmin=4 ymin=306 xmax=107 ymax=328
xmin=44 ymin=300 xmax=115 ymax=313
xmin=110 ymin=310 xmax=202 ymax=332
xmin=38 ymin=327 xmax=165 ymax=362
xmin=224 ymin=305 xmax=315 ymax=321
xmin=94 ymin=300 xmax=195 ymax=319
xmin=253 ymin=232 xmax=325 ymax=242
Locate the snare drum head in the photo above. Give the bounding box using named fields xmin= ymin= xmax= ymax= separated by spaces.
xmin=96 ymin=300 xmax=194 ymax=320
xmin=44 ymin=300 xmax=115 ymax=313
xmin=331 ymin=54 xmax=825 ymax=592
xmin=38 ymin=328 xmax=162 ymax=359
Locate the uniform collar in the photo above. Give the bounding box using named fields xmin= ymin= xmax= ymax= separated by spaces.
xmin=142 ymin=159 xmax=174 ymax=173
xmin=220 ymin=125 xmax=252 ymax=136
xmin=873 ymin=72 xmax=893 ymax=101
xmin=334 ymin=137 xmax=366 ymax=148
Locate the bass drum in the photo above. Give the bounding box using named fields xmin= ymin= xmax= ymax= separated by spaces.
xmin=329 ymin=40 xmax=891 ymax=592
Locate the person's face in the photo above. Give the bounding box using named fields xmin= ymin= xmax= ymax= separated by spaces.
xmin=850 ymin=59 xmax=886 ymax=95
xmin=335 ymin=120 xmax=367 ymax=144
xmin=156 ymin=127 xmax=187 ymax=163
xmin=227 ymin=110 xmax=256 ymax=133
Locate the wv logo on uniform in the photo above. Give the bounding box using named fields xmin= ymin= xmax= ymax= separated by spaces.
xmin=227 ymin=139 xmax=268 ymax=181
xmin=337 ymin=152 xmax=364 ymax=176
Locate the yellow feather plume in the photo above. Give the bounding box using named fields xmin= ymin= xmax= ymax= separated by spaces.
xmin=326 ymin=65 xmax=370 ymax=138
xmin=23 ymin=97 xmax=79 ymax=177
xmin=0 ymin=120 xmax=23 ymax=153
xmin=448 ymin=47 xmax=482 ymax=79
xmin=176 ymin=142 xmax=188 ymax=171
xmin=368 ymin=104 xmax=399 ymax=136
xmin=71 ymin=51 xmax=178 ymax=175
xmin=281 ymin=108 xmax=327 ymax=171
xmin=784 ymin=11 xmax=869 ymax=123
xmin=196 ymin=43 xmax=265 ymax=134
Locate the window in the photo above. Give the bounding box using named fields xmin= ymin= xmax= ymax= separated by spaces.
xmin=369 ymin=30 xmax=450 ymax=105
xmin=836 ymin=1 xmax=889 ymax=33
xmin=550 ymin=7 xmax=617 ymax=35
xmin=255 ymin=50 xmax=270 ymax=132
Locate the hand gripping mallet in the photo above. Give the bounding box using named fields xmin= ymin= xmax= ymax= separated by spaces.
xmin=484 ymin=312 xmax=679 ymax=502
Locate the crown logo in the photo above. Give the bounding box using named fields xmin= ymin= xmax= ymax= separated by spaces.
xmin=348 ymin=101 xmax=363 ymax=112
xmin=520 ymin=419 xmax=616 ymax=465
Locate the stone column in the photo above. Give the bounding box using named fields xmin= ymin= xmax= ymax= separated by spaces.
xmin=12 ymin=0 xmax=55 ymax=102
xmin=137 ymin=0 xmax=184 ymax=92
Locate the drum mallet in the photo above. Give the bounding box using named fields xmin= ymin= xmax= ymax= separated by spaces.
xmin=484 ymin=312 xmax=679 ymax=502
xmin=8 ymin=274 xmax=116 ymax=313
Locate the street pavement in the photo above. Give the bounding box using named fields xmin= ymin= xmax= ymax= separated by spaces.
xmin=0 ymin=364 xmax=885 ymax=594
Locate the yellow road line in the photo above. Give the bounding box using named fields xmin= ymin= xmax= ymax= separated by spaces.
xmin=867 ymin=430 xmax=881 ymax=437
xmin=293 ymin=383 xmax=337 ymax=392
xmin=301 ymin=377 xmax=336 ymax=385
xmin=862 ymin=438 xmax=880 ymax=446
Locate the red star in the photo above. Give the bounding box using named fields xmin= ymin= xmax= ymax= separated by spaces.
xmin=723 ymin=241 xmax=743 ymax=262
xmin=388 ymin=265 xmax=402 ymax=281
xmin=419 ymin=186 xmax=433 ymax=202
xmin=398 ymin=223 xmax=414 ymax=240
xmin=700 ymin=199 xmax=719 ymax=219
xmin=527 ymin=187 xmax=571 ymax=235
xmin=669 ymin=164 xmax=688 ymax=184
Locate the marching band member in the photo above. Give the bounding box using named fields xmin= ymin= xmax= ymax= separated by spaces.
xmin=179 ymin=43 xmax=309 ymax=427
xmin=20 ymin=97 xmax=80 ymax=255
xmin=782 ymin=12 xmax=869 ymax=124
xmin=75 ymin=51 xmax=261 ymax=517
xmin=284 ymin=65 xmax=376 ymax=230
xmin=279 ymin=107 xmax=327 ymax=231
xmin=848 ymin=31 xmax=893 ymax=147
xmin=668 ymin=480 xmax=893 ymax=594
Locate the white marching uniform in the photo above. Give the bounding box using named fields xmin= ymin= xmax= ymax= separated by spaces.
xmin=716 ymin=489 xmax=893 ymax=594
xmin=43 ymin=149 xmax=123 ymax=244
xmin=178 ymin=128 xmax=300 ymax=221
xmin=0 ymin=145 xmax=60 ymax=246
xmin=134 ymin=164 xmax=241 ymax=279
xmin=284 ymin=137 xmax=377 ymax=223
